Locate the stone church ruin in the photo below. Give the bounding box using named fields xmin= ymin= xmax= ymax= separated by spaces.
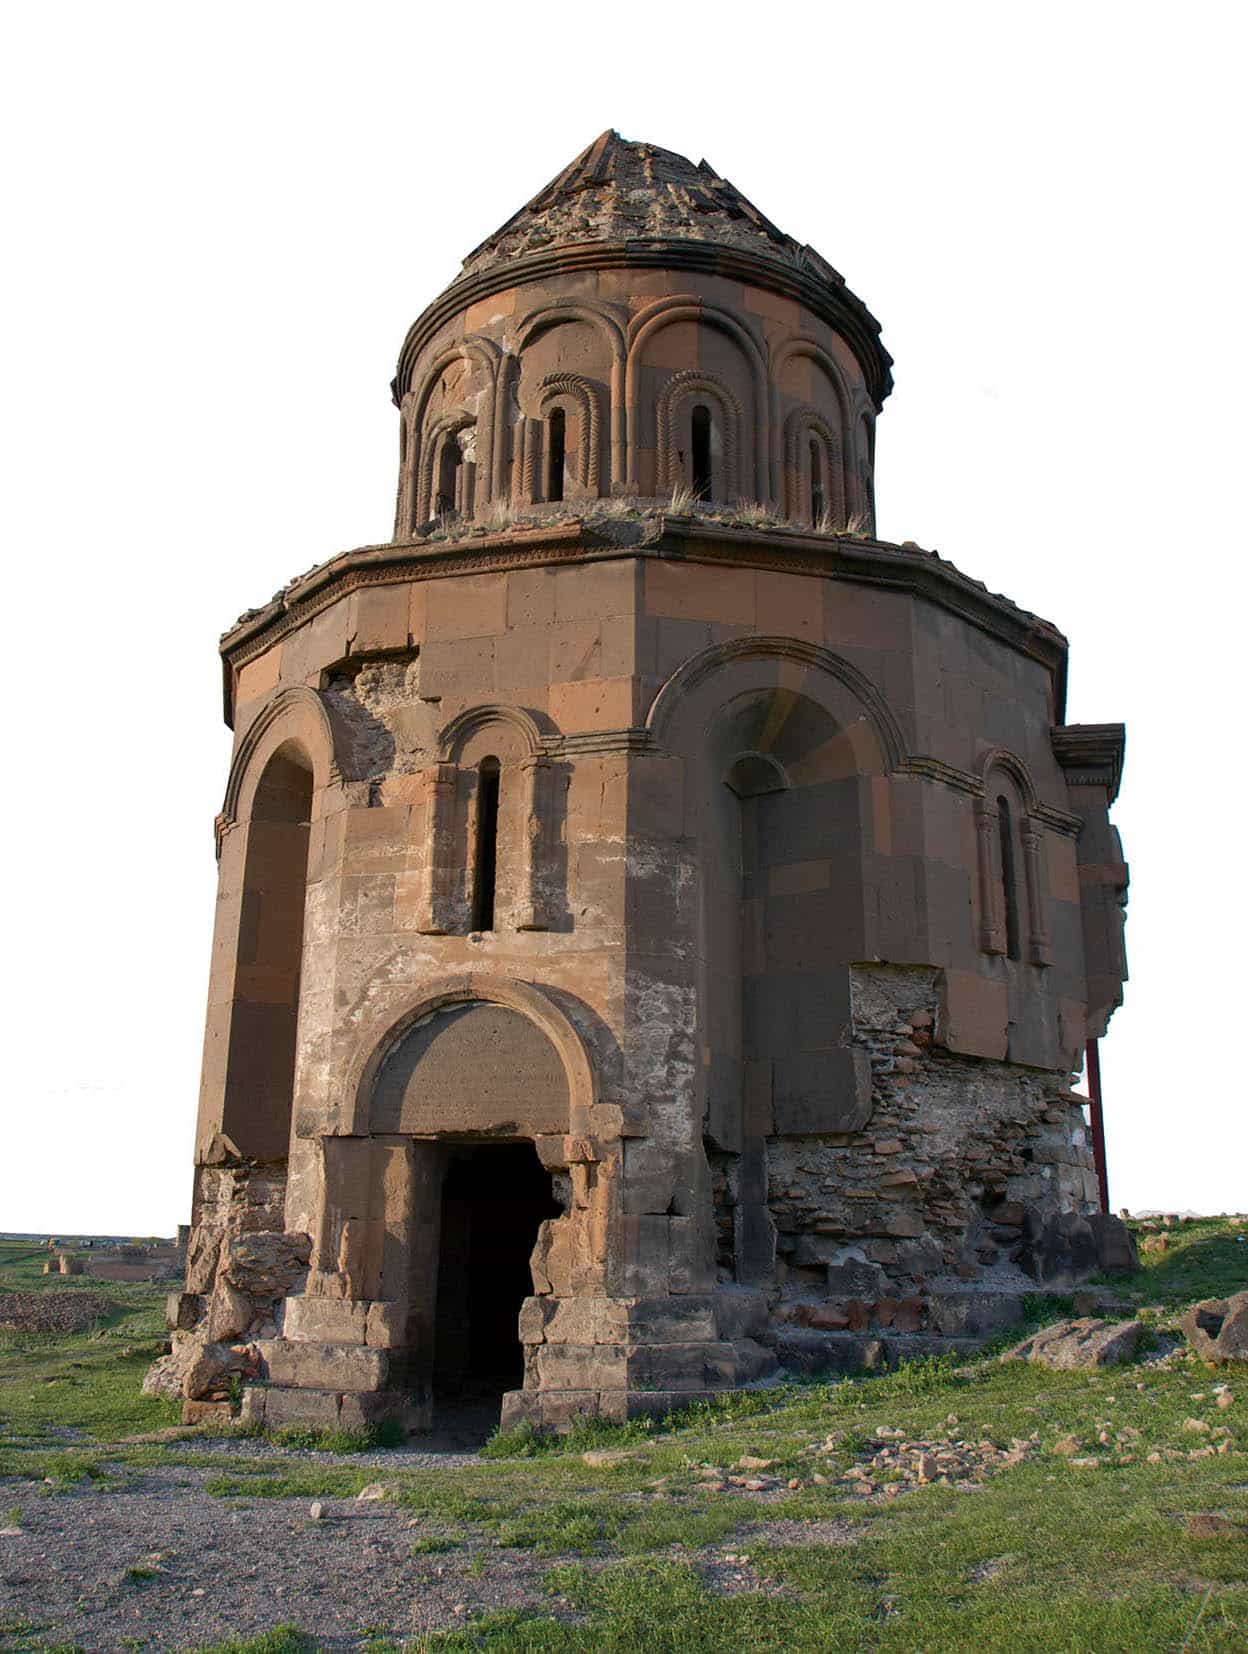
xmin=151 ymin=131 xmax=1133 ymax=1434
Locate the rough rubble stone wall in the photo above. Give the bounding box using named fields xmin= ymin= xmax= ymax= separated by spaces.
xmin=322 ymin=652 xmax=434 ymax=782
xmin=149 ymin=1163 xmax=310 ymax=1416
xmin=758 ymin=964 xmax=1098 ymax=1348
xmin=185 ymin=1162 xmax=288 ymax=1296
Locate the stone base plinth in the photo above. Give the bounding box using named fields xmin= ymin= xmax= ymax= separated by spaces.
xmin=500 ymin=1384 xmax=731 ymax=1433
xmin=238 ymin=1382 xmax=430 ymax=1434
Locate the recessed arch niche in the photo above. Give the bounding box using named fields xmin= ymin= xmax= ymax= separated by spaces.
xmin=222 ymin=739 xmax=314 ymax=1163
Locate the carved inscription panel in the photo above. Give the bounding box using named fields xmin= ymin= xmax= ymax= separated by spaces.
xmin=371 ymin=1003 xmax=570 ymax=1137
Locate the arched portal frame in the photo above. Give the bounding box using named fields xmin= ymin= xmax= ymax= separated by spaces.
xmin=511 ymin=300 xmax=627 ymax=492
xmin=219 ymin=684 xmax=343 ymax=845
xmin=400 ymin=336 xmax=501 ymax=532
xmin=342 ymin=974 xmax=598 ymax=1140
xmin=625 ymin=297 xmax=770 ymax=501
xmin=646 ymin=634 xmax=906 ymax=775
xmin=655 ymin=369 xmax=743 ymax=500
xmin=769 ymin=337 xmax=854 ymax=524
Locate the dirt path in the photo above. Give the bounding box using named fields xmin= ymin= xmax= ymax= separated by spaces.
xmin=2 ymin=1457 xmax=561 ymax=1651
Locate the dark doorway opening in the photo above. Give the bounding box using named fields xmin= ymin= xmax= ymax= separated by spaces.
xmin=433 ymin=1142 xmax=561 ymax=1403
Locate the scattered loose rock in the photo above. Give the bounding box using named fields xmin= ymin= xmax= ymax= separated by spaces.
xmin=0 ymin=1291 xmax=112 ymax=1334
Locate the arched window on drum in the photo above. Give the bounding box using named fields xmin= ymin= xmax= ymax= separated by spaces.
xmin=435 ymin=433 xmax=463 ymax=518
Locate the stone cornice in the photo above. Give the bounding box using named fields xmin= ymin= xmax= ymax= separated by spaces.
xmin=219 ymin=517 xmax=1069 ymax=729
xmin=392 ymin=237 xmax=893 ymax=413
xmin=1052 ymin=724 xmax=1126 ymax=803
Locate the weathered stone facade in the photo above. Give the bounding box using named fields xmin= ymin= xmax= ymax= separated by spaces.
xmin=156 ymin=132 xmax=1131 ymax=1433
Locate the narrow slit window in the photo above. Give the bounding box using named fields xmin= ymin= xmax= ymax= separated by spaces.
xmin=547 ymin=407 xmax=565 ymax=502
xmin=471 ymin=758 xmax=501 ymax=932
xmin=998 ymin=794 xmax=1021 ymax=961
xmin=691 ymin=404 xmax=712 ymax=500
xmin=810 ymin=439 xmax=825 ymax=524
xmin=436 ymin=437 xmax=461 ymax=517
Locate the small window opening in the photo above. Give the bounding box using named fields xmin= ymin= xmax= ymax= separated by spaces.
xmin=435 ymin=436 xmax=461 ymax=517
xmin=810 ymin=439 xmax=825 ymax=524
xmin=471 ymin=758 xmax=501 ymax=931
xmin=547 ymin=407 xmax=565 ymax=502
xmin=998 ymin=794 xmax=1021 ymax=961
xmin=691 ymin=404 xmax=713 ymax=500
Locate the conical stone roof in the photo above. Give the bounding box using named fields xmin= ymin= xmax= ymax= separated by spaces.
xmin=462 ymin=129 xmax=826 ymax=282
xmin=395 ymin=130 xmax=893 ymax=408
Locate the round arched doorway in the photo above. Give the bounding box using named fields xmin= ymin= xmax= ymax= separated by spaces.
xmin=368 ymin=997 xmax=572 ymax=1415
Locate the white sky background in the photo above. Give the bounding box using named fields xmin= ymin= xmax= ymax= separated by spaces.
xmin=1 ymin=3 xmax=1243 ymax=1234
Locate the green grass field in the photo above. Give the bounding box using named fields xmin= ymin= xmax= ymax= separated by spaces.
xmin=2 ymin=1221 xmax=1245 ymax=1652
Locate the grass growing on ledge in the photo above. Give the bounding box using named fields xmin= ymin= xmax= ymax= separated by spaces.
xmin=408 ymin=494 xmax=884 ymax=550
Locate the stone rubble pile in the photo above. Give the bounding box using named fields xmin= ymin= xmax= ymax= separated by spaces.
xmin=143 ymin=1228 xmax=311 ymax=1418
xmin=691 ymin=1418 xmax=1042 ymax=1498
xmin=0 ymin=1290 xmax=111 ymax=1335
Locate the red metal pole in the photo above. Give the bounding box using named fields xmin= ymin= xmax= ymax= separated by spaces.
xmin=1085 ymin=1038 xmax=1109 ymax=1214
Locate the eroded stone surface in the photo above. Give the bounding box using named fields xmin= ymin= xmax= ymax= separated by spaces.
xmin=1004 ymin=1318 xmax=1145 ymax=1370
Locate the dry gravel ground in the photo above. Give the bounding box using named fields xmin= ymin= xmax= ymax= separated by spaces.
xmin=1 ymin=1459 xmax=550 ymax=1651
xmin=0 ymin=1441 xmax=818 ymax=1652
